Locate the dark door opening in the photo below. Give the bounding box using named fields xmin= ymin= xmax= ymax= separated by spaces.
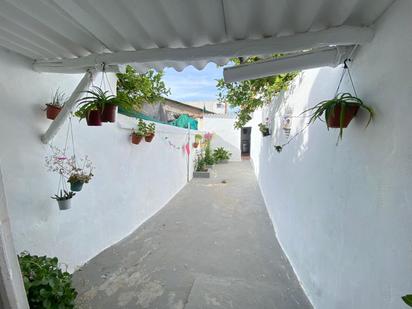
xmin=241 ymin=127 xmax=251 ymax=160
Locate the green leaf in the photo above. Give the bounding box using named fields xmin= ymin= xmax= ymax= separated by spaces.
xmin=402 ymin=295 xmax=412 ymax=307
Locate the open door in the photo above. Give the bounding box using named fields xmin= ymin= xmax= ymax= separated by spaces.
xmin=241 ymin=127 xmax=252 ymax=160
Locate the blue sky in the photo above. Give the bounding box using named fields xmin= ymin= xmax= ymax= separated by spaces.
xmin=163 ymin=63 xmax=223 ymax=102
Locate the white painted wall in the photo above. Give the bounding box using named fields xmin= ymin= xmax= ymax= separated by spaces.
xmin=250 ymin=1 xmax=412 ymax=308
xmin=203 ymin=115 xmax=241 ymax=161
xmin=0 ymin=47 xmax=196 ymax=271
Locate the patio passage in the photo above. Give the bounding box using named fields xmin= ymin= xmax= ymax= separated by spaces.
xmin=72 ymin=162 xmax=312 ymax=309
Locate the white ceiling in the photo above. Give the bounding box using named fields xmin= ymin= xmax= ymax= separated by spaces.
xmin=0 ymin=0 xmax=395 ymax=72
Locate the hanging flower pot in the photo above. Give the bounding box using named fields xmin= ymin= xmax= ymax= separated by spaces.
xmin=145 ymin=133 xmax=155 ymax=142
xmin=46 ymin=104 xmax=62 ymax=120
xmin=69 ymin=180 xmax=84 ymax=192
xmin=192 ymin=142 xmax=199 ymax=148
xmin=51 ymin=190 xmax=75 ymax=211
xmin=86 ymin=110 xmax=102 ymax=126
xmin=131 ymin=133 xmax=143 ymax=144
xmin=326 ymin=104 xmax=359 ymax=128
xmin=100 ymin=103 xmax=117 ymax=123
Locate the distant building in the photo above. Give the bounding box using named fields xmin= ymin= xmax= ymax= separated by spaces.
xmin=139 ymin=98 xmax=214 ymax=122
xmin=184 ymin=100 xmax=227 ymax=115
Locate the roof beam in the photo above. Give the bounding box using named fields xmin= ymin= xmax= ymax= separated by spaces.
xmin=223 ymin=46 xmax=352 ymax=83
xmin=33 ymin=25 xmax=374 ymax=72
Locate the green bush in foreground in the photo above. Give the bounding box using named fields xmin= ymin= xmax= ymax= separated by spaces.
xmin=18 ymin=252 xmax=77 ymax=309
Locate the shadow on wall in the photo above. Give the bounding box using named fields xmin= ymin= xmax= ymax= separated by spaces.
xmin=211 ymin=134 xmax=241 ymax=161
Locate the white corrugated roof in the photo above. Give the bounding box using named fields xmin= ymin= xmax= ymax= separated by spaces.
xmin=0 ymin=0 xmax=395 ymax=73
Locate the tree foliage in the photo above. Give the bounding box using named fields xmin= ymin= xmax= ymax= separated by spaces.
xmin=116 ymin=65 xmax=170 ymax=112
xmin=217 ymin=56 xmax=297 ymax=128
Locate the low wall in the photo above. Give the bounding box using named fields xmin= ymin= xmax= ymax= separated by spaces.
xmin=250 ymin=1 xmax=412 ymax=308
xmin=203 ymin=115 xmax=241 ymax=161
xmin=0 ymin=48 xmax=196 ymax=271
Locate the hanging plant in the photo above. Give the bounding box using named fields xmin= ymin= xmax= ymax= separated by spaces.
xmin=45 ymin=89 xmax=66 ymax=120
xmin=75 ymin=86 xmax=129 ymax=126
xmin=51 ymin=190 xmax=76 ymax=210
xmin=131 ymin=119 xmax=146 ymax=145
xmin=305 ymin=92 xmax=374 ymax=140
xmin=274 ymin=59 xmax=374 ymax=152
xmin=145 ymin=123 xmax=156 ymax=142
xmin=67 ymin=156 xmax=94 ymax=192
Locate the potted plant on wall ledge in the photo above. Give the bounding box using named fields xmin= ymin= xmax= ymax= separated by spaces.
xmin=306 ymin=92 xmax=374 ymax=140
xmin=45 ymin=89 xmax=66 ymax=120
xmin=145 ymin=123 xmax=156 ymax=142
xmin=258 ymin=123 xmax=270 ymax=136
xmin=193 ymin=134 xmax=202 ymax=148
xmin=131 ymin=119 xmax=146 ymax=145
xmin=52 ymin=190 xmax=76 ymax=210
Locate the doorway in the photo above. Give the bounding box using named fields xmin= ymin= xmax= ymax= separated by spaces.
xmin=241 ymin=127 xmax=251 ymax=160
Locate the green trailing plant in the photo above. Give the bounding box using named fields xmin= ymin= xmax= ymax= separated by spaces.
xmin=51 ymin=190 xmax=75 ymax=201
xmin=116 ymin=65 xmax=170 ymax=112
xmin=74 ymin=86 xmax=129 ymax=120
xmin=258 ymin=123 xmax=270 ymax=136
xmin=213 ymin=147 xmax=232 ymax=162
xmin=18 ymin=252 xmax=77 ymax=308
xmin=402 ymin=295 xmax=412 ymax=307
xmin=217 ymin=56 xmax=297 ymax=128
xmin=305 ymin=92 xmax=374 ymax=140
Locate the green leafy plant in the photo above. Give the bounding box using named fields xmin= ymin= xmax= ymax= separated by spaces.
xmin=195 ymin=155 xmax=208 ymax=172
xmin=258 ymin=123 xmax=270 ymax=136
xmin=195 ymin=134 xmax=203 ymax=142
xmin=117 ymin=65 xmax=170 ymax=112
xmin=146 ymin=123 xmax=156 ymax=135
xmin=305 ymin=92 xmax=374 ymax=140
xmin=75 ymin=86 xmax=115 ymax=120
xmin=134 ymin=119 xmax=147 ymax=136
xmin=204 ymin=142 xmax=215 ymax=165
xmin=47 ymin=88 xmax=66 ymax=108
xmin=402 ymin=295 xmax=412 ymax=307
xmin=18 ymin=252 xmax=77 ymax=308
xmin=217 ymin=56 xmax=297 ymax=128
xmin=51 ymin=190 xmax=75 ymax=201
xmin=213 ymin=147 xmax=232 ymax=162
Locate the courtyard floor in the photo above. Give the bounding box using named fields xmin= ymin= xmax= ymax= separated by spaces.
xmin=73 ymin=161 xmax=312 ymax=309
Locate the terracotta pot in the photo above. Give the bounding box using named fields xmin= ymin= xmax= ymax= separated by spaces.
xmin=46 ymin=105 xmax=61 ymax=120
xmin=86 ymin=110 xmax=102 ymax=126
xmin=327 ymin=104 xmax=359 ymax=128
xmin=145 ymin=133 xmax=155 ymax=142
xmin=131 ymin=133 xmax=143 ymax=144
xmin=101 ymin=103 xmax=117 ymax=123
xmin=192 ymin=142 xmax=199 ymax=148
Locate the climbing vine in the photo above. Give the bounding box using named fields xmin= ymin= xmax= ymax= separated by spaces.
xmin=217 ymin=56 xmax=297 ymax=128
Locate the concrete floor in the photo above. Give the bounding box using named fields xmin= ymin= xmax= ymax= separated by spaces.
xmin=73 ymin=161 xmax=312 ymax=309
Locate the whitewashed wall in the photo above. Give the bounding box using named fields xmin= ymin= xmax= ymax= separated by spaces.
xmin=203 ymin=115 xmax=241 ymax=161
xmin=250 ymin=1 xmax=412 ymax=308
xmin=0 ymin=48 xmax=196 ymax=271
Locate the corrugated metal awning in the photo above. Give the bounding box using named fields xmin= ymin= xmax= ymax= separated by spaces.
xmin=0 ymin=0 xmax=395 ymax=73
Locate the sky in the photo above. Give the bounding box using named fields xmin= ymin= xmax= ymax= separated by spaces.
xmin=162 ymin=63 xmax=223 ymax=103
